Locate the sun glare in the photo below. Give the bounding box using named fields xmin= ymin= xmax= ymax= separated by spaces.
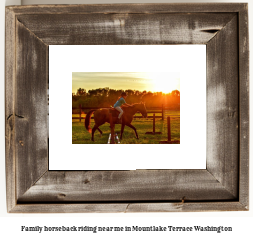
xmin=72 ymin=72 xmax=180 ymax=94
xmin=144 ymin=72 xmax=179 ymax=94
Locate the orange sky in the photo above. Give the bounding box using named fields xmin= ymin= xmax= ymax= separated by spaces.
xmin=72 ymin=72 xmax=180 ymax=94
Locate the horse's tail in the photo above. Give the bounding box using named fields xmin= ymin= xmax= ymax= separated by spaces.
xmin=85 ymin=110 xmax=96 ymax=133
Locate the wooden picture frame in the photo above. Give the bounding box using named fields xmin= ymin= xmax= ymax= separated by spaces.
xmin=5 ymin=3 xmax=249 ymax=213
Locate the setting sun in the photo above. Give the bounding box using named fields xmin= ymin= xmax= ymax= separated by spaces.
xmin=144 ymin=72 xmax=180 ymax=93
xmin=72 ymin=72 xmax=180 ymax=94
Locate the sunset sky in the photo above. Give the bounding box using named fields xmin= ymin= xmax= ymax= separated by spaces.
xmin=72 ymin=72 xmax=180 ymax=94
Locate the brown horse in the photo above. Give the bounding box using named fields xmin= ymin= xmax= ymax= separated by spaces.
xmin=85 ymin=103 xmax=148 ymax=141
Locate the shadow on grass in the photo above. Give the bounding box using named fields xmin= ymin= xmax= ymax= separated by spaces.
xmin=72 ymin=116 xmax=180 ymax=144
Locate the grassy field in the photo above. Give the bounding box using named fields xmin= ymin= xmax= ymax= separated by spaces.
xmin=72 ymin=110 xmax=180 ymax=144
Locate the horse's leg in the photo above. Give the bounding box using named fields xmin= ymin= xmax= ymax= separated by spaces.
xmin=126 ymin=123 xmax=139 ymax=139
xmin=120 ymin=123 xmax=125 ymax=140
xmin=91 ymin=124 xmax=99 ymax=141
xmin=97 ymin=127 xmax=103 ymax=137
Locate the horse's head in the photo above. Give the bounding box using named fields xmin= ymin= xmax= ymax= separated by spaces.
xmin=136 ymin=102 xmax=148 ymax=118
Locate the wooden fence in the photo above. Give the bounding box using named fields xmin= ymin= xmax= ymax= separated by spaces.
xmin=72 ymin=104 xmax=164 ymax=122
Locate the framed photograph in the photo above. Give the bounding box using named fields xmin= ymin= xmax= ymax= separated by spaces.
xmin=49 ymin=45 xmax=206 ymax=170
xmin=5 ymin=4 xmax=249 ymax=212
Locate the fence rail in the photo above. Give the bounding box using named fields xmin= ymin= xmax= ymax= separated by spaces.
xmin=72 ymin=116 xmax=163 ymax=120
xmin=72 ymin=104 xmax=165 ymax=121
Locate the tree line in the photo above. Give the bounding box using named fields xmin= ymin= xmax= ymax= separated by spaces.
xmin=72 ymin=88 xmax=180 ymax=109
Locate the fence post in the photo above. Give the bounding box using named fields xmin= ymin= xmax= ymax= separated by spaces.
xmin=79 ymin=104 xmax=81 ymax=122
xmin=159 ymin=116 xmax=171 ymax=143
xmin=167 ymin=116 xmax=171 ymax=142
xmin=162 ymin=104 xmax=164 ymax=120
xmin=145 ymin=113 xmax=161 ymax=135
xmin=153 ymin=113 xmax=155 ymax=134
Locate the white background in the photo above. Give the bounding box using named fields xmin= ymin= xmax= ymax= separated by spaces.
xmin=49 ymin=45 xmax=206 ymax=170
xmin=0 ymin=0 xmax=252 ymax=237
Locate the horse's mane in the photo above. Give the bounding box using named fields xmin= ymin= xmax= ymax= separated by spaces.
xmin=122 ymin=103 xmax=142 ymax=108
xmin=121 ymin=103 xmax=144 ymax=111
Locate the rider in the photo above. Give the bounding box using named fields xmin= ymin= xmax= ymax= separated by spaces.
xmin=113 ymin=92 xmax=132 ymax=123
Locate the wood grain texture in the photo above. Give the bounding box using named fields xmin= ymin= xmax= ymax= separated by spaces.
xmin=10 ymin=202 xmax=247 ymax=213
xmin=15 ymin=20 xmax=48 ymax=200
xmin=5 ymin=3 xmax=249 ymax=213
xmin=7 ymin=3 xmax=246 ymax=15
xmin=18 ymin=170 xmax=236 ymax=202
xmin=206 ymin=16 xmax=239 ymax=198
xmin=16 ymin=13 xmax=235 ymax=45
xmin=5 ymin=7 xmax=16 ymax=212
xmin=238 ymin=4 xmax=249 ymax=209
xmin=126 ymin=202 xmax=248 ymax=212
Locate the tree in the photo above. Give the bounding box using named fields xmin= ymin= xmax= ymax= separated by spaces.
xmin=76 ymin=88 xmax=86 ymax=96
xmin=171 ymin=90 xmax=180 ymax=97
xmin=72 ymin=87 xmax=180 ymax=109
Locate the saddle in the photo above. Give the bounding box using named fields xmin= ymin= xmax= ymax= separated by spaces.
xmin=109 ymin=108 xmax=122 ymax=124
xmin=109 ymin=108 xmax=120 ymax=117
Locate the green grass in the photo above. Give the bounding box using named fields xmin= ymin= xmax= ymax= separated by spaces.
xmin=72 ymin=110 xmax=180 ymax=144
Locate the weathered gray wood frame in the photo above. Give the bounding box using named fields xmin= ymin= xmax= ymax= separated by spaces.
xmin=5 ymin=4 xmax=249 ymax=213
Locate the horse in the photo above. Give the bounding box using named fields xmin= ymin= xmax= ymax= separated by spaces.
xmin=85 ymin=103 xmax=148 ymax=141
